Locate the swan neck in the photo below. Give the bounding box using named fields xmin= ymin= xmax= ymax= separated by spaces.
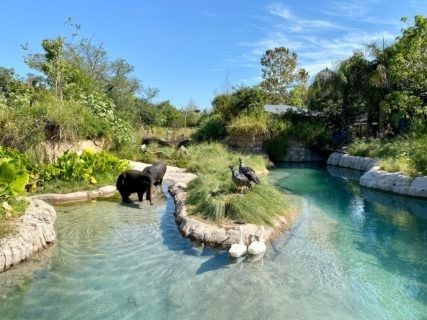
xmin=259 ymin=227 xmax=264 ymax=242
xmin=239 ymin=227 xmax=244 ymax=244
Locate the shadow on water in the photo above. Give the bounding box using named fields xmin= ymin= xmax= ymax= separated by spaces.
xmin=159 ymin=180 xmax=231 ymax=274
xmin=195 ymin=252 xmax=230 ymax=275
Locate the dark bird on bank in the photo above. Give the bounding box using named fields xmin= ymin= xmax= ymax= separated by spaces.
xmin=229 ymin=165 xmax=252 ymax=193
xmin=238 ymin=158 xmax=260 ymax=184
xmin=176 ymin=137 xmax=192 ymax=149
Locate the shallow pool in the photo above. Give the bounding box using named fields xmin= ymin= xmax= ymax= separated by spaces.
xmin=0 ymin=164 xmax=426 ymax=320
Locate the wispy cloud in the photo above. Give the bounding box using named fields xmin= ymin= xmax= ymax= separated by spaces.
xmin=267 ymin=3 xmax=350 ymax=32
xmin=233 ymin=2 xmax=400 ymax=79
xmin=200 ymin=11 xmax=216 ymax=17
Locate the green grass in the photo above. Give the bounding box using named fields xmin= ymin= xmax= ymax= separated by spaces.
xmin=0 ymin=198 xmax=29 ymax=237
xmin=348 ymin=136 xmax=427 ymax=176
xmin=184 ymin=143 xmax=292 ymax=225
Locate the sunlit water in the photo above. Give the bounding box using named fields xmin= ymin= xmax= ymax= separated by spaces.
xmin=0 ymin=164 xmax=426 ymax=320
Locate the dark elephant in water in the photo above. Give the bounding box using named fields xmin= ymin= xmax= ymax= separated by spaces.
xmin=116 ymin=160 xmax=167 ymax=205
xmin=142 ymin=160 xmax=167 ymax=189
xmin=116 ymin=170 xmax=154 ymax=205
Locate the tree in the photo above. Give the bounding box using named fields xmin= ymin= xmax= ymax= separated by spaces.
xmin=260 ymin=47 xmax=308 ymax=104
xmin=182 ymin=99 xmax=201 ymax=128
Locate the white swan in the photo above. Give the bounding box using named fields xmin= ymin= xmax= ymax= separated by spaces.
xmin=248 ymin=226 xmax=266 ymax=255
xmin=229 ymin=226 xmax=247 ymax=258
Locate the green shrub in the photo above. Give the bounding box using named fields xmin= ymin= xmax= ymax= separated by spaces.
xmin=192 ymin=114 xmax=226 ymax=142
xmin=0 ymin=94 xmax=115 ymax=151
xmin=0 ymin=159 xmax=29 ymax=200
xmin=0 ymin=146 xmax=40 ymax=192
xmin=263 ymin=115 xmax=330 ymax=161
xmin=80 ymin=93 xmax=133 ymax=146
xmin=348 ymin=137 xmax=427 ymax=176
xmin=42 ymin=150 xmax=129 ymax=186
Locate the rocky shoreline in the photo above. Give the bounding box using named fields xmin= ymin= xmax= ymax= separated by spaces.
xmin=0 ymin=199 xmax=56 ymax=273
xmin=327 ymin=152 xmax=427 ymax=198
xmin=169 ymin=181 xmax=297 ymax=249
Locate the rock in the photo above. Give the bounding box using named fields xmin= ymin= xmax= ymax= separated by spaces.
xmin=0 ymin=199 xmax=56 ymax=273
xmin=328 ymin=152 xmax=426 ymax=198
xmin=328 ymin=152 xmax=378 ymax=171
xmin=327 ymin=152 xmax=342 ymax=166
xmin=408 ymin=176 xmax=427 ymax=198
xmin=282 ymin=141 xmax=325 ymax=162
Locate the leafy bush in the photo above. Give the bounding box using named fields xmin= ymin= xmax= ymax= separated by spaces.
xmin=42 ymin=150 xmax=129 ymax=186
xmin=0 ymin=148 xmax=32 ymax=220
xmin=80 ymin=93 xmax=132 ymax=146
xmin=0 ymin=146 xmax=40 ymax=191
xmin=0 ymin=94 xmax=113 ymax=151
xmin=192 ymin=114 xmax=226 ymax=142
xmin=348 ymin=137 xmax=427 ymax=176
xmin=0 ymin=159 xmax=29 ymax=200
xmin=263 ymin=115 xmax=331 ymax=161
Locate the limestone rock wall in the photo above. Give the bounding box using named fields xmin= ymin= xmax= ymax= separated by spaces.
xmin=360 ymin=171 xmax=427 ymax=198
xmin=282 ymin=141 xmax=325 ymax=162
xmin=327 ymin=152 xmax=378 ymax=171
xmin=327 ymin=152 xmax=427 ymax=198
xmin=39 ymin=139 xmax=105 ymax=163
xmin=0 ymin=199 xmax=56 ymax=273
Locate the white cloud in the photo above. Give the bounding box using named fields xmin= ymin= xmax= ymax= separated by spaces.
xmin=266 ymin=3 xmax=349 ymax=32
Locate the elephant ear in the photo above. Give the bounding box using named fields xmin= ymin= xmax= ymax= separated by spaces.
xmin=9 ymin=170 xmax=29 ymax=195
xmin=0 ymin=159 xmax=15 ymax=184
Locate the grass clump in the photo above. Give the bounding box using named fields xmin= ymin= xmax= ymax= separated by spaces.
xmin=227 ymin=113 xmax=269 ymax=138
xmin=185 ymin=143 xmax=291 ymax=225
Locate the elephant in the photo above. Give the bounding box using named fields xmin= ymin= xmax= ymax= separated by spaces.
xmin=142 ymin=160 xmax=167 ymax=189
xmin=116 ymin=170 xmax=153 ymax=205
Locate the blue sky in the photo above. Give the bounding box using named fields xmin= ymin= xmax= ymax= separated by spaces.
xmin=0 ymin=1 xmax=425 ymax=109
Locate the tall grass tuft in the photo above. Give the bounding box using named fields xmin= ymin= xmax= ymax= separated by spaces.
xmin=185 ymin=143 xmax=291 ymax=225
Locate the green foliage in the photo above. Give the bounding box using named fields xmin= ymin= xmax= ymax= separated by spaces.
xmin=260 ymin=47 xmax=308 ymax=104
xmin=42 ymin=150 xmax=129 ymax=185
xmin=380 ymin=91 xmax=425 ymax=128
xmin=388 ymin=15 xmax=427 ymax=93
xmin=212 ymin=86 xmax=270 ymax=122
xmin=185 ymin=143 xmax=292 ymax=224
xmin=348 ymin=137 xmax=427 ymax=176
xmin=0 ymin=159 xmax=29 ymax=199
xmin=227 ymin=112 xmax=269 ymax=138
xmin=263 ymin=115 xmax=331 ymax=161
xmin=192 ymin=114 xmax=226 ymax=142
xmin=80 ymin=93 xmax=132 ymax=146
xmin=0 ymin=93 xmax=112 ymax=151
xmin=308 ymin=16 xmax=426 ymax=138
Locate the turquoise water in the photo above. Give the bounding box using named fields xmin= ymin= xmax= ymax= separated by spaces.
xmin=0 ymin=164 xmax=426 ymax=320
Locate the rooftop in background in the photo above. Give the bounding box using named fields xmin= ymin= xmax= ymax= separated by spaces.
xmin=264 ymin=105 xmax=322 ymax=117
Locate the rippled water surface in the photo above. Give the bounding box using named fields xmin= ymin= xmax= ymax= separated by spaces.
xmin=1 ymin=164 xmax=426 ymax=320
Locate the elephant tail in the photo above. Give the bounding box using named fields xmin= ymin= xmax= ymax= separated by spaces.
xmin=116 ymin=172 xmax=126 ymax=190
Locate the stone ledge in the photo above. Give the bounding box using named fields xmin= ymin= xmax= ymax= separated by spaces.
xmin=327 ymin=152 xmax=378 ymax=171
xmin=30 ymin=186 xmax=117 ymax=205
xmin=327 ymin=152 xmax=427 ymax=198
xmin=0 ymin=199 xmax=56 ymax=273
